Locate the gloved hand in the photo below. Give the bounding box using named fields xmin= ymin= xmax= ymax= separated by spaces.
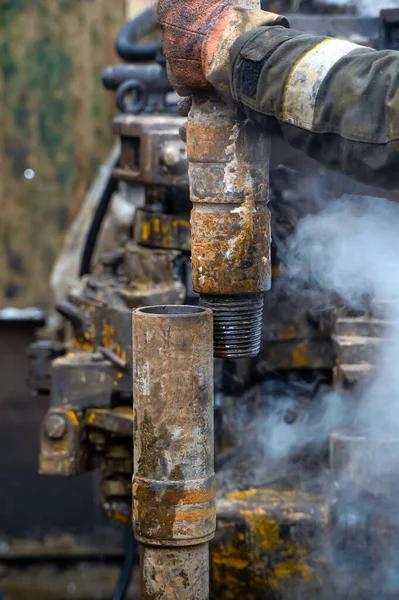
xmin=158 ymin=0 xmax=288 ymax=97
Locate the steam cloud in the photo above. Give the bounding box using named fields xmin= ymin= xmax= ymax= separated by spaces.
xmin=284 ymin=195 xmax=399 ymax=435
xmin=218 ymin=194 xmax=399 ymax=597
xmin=281 ymin=194 xmax=399 ymax=597
xmin=220 ymin=195 xmax=399 ymax=476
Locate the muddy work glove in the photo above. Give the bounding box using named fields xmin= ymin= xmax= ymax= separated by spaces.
xmin=157 ymin=0 xmax=288 ymax=98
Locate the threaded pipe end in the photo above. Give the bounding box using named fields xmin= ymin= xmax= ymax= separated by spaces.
xmin=200 ymin=293 xmax=264 ymax=359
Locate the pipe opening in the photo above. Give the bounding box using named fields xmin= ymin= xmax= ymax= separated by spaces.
xmin=135 ymin=305 xmax=206 ymax=316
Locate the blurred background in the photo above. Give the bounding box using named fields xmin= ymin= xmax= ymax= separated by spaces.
xmin=1 ymin=1 xmax=399 ymax=599
xmin=0 ymin=2 xmax=150 ymax=599
xmin=0 ymin=0 xmax=153 ymax=309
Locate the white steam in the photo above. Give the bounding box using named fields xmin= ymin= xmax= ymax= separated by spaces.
xmin=221 ymin=195 xmax=399 ymax=487
xmin=218 ymin=194 xmax=399 ymax=595
xmin=284 ymin=195 xmax=399 ymax=435
xmin=285 ymin=194 xmax=399 ymax=597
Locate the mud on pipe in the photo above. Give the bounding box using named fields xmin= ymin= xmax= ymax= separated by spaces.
xmin=187 ymin=97 xmax=271 ymax=359
xmin=132 ymin=305 xmax=215 ymax=599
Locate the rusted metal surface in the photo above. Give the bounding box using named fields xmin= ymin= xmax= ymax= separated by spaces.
xmin=187 ymin=92 xmax=271 ymax=358
xmin=140 ymin=545 xmax=209 ymax=599
xmin=132 ymin=305 xmax=215 ymax=545
xmin=49 ymin=242 xmax=185 ymax=408
xmin=84 ymin=406 xmax=133 ymax=437
xmin=211 ymin=487 xmax=329 ymax=600
xmin=86 ymin=406 xmax=134 ymax=522
xmin=28 ymin=340 xmax=66 ymax=394
xmin=255 ymin=339 xmax=335 ymax=372
xmin=134 ymin=208 xmax=191 ymax=251
xmin=36 ymin=223 xmax=186 ymax=522
xmin=40 ymin=405 xmax=134 ymax=520
xmin=187 ymin=99 xmax=271 ymax=295
xmin=185 ymin=0 xmax=270 ymax=359
xmin=333 ymin=316 xmax=387 ymax=389
xmin=132 ymin=305 xmax=214 ymax=597
xmin=51 ymin=354 xmax=119 ymax=409
xmin=112 ymin=115 xmax=188 ymax=187
xmin=0 ymin=319 xmax=127 ymax=568
xmin=39 ymin=408 xmax=90 ymax=477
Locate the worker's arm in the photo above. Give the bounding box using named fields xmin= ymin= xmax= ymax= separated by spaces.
xmin=216 ymin=27 xmax=399 ymax=190
xmin=158 ymin=0 xmax=399 ymax=190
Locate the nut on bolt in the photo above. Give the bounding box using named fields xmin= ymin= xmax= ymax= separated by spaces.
xmin=160 ymin=141 xmax=187 ymax=175
xmin=44 ymin=413 xmax=67 ymax=440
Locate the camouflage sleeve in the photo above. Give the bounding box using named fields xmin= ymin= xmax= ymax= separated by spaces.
xmin=228 ymin=26 xmax=399 ymax=190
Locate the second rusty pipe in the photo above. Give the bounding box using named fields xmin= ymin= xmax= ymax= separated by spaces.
xmin=187 ymin=99 xmax=271 ymax=358
xmin=186 ymin=0 xmax=271 ymax=359
xmin=132 ymin=305 xmax=215 ymax=599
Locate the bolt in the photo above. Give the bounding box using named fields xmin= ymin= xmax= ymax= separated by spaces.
xmin=45 ymin=413 xmax=67 ymax=440
xmin=160 ymin=141 xmax=187 ymax=175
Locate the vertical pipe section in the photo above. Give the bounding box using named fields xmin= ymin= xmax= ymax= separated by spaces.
xmin=140 ymin=545 xmax=209 ymax=599
xmin=186 ymin=0 xmax=271 ymax=359
xmin=132 ymin=305 xmax=214 ymax=599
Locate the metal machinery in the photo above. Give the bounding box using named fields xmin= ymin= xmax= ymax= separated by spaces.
xmin=28 ymin=5 xmax=399 ymax=599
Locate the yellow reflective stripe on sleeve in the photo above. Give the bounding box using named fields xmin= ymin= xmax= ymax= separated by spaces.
xmin=282 ymin=38 xmax=360 ymax=131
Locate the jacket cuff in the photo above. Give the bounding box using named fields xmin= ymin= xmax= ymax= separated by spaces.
xmin=204 ymin=8 xmax=289 ymax=103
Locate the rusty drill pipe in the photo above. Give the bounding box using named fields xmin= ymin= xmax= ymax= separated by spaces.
xmin=187 ymin=2 xmax=270 ymax=359
xmin=187 ymin=99 xmax=271 ymax=359
xmin=132 ymin=305 xmax=215 ymax=599
xmin=140 ymin=545 xmax=209 ymax=599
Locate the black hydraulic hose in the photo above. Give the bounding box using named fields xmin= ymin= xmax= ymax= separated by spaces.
xmin=79 ymin=153 xmax=120 ymax=277
xmin=102 ymin=64 xmax=171 ymax=92
xmin=112 ymin=525 xmax=138 ymax=600
xmin=115 ymin=6 xmax=161 ymax=63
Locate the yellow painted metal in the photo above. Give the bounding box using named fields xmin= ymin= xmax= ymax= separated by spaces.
xmin=211 ymin=487 xmax=328 ymax=600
